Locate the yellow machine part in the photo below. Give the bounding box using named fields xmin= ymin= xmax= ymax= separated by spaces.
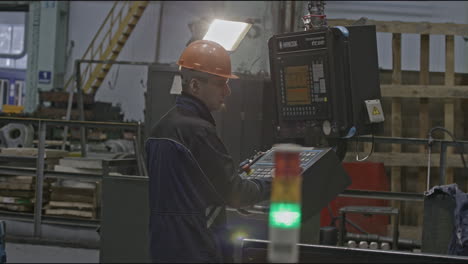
xmin=2 ymin=105 xmax=24 ymax=114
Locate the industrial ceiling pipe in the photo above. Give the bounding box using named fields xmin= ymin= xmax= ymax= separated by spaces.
xmin=280 ymin=0 xmax=296 ymax=33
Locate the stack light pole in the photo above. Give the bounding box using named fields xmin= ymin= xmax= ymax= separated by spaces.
xmin=268 ymin=144 xmax=303 ymax=263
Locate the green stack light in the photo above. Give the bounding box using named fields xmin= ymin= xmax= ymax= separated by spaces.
xmin=269 ymin=202 xmax=301 ymax=229
xmin=268 ymin=144 xmax=303 ymax=263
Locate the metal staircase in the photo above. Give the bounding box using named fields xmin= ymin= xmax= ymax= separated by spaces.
xmin=63 ymin=1 xmax=149 ymax=95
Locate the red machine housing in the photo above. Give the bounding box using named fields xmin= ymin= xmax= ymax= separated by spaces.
xmin=320 ymin=162 xmax=390 ymax=236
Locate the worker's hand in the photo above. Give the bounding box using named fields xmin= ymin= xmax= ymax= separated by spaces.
xmin=251 ymin=177 xmax=272 ymax=202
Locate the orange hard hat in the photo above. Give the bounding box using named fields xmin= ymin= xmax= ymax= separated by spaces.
xmin=177 ymin=40 xmax=238 ymax=79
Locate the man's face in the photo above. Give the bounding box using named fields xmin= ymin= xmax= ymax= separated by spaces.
xmin=192 ymin=75 xmax=231 ymax=112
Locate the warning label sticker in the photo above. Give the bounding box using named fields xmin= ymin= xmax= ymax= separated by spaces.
xmin=372 ymin=107 xmax=381 ymax=115
xmin=365 ymin=99 xmax=385 ymax=123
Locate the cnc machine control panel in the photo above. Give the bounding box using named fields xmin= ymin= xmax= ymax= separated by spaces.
xmin=240 ymin=147 xmax=351 ymax=220
xmin=241 ymin=148 xmax=325 ymax=180
xmin=269 ymin=25 xmax=382 ymax=139
xmin=273 ymin=31 xmax=330 ymax=122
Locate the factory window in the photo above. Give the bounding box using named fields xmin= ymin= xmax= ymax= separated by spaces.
xmin=0 ymin=11 xmax=27 ymax=69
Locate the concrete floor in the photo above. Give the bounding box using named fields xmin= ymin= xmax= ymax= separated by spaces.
xmin=6 ymin=243 xmax=99 ymax=263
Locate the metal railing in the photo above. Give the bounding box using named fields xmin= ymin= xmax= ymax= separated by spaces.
xmin=353 ymin=135 xmax=468 ymax=188
xmin=63 ymin=1 xmax=138 ymax=95
xmin=62 ymin=58 xmax=155 ymax=153
xmin=0 ymin=117 xmax=143 ymax=238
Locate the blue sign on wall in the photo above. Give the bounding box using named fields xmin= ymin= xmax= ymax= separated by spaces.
xmin=38 ymin=71 xmax=52 ymax=84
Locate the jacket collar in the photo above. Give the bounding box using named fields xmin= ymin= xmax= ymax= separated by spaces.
xmin=176 ymin=92 xmax=216 ymax=126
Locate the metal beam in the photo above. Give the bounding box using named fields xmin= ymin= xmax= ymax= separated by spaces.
xmin=328 ymin=19 xmax=468 ymax=36
xmin=77 ymin=59 xmax=157 ymax=66
xmin=355 ymin=135 xmax=468 ymax=147
xmin=343 ymin=152 xmax=468 ymax=168
xmin=240 ymin=238 xmax=468 ymax=263
xmin=339 ymin=189 xmax=424 ymax=202
xmin=0 ymin=116 xmax=139 ymax=129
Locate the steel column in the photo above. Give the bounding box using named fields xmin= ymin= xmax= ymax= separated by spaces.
xmin=75 ymin=61 xmax=87 ymax=157
xmin=426 ymin=143 xmax=433 ymax=191
xmin=393 ymin=212 xmax=399 ymax=250
xmin=33 ymin=121 xmax=46 ymax=237
xmin=338 ymin=212 xmax=346 ymax=246
xmin=135 ymin=121 xmax=147 ymax=176
xmin=62 ymin=68 xmax=75 ymax=150
xmin=439 ymin=142 xmax=448 ymax=185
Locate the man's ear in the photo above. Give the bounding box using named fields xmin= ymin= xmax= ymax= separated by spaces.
xmin=189 ymin=78 xmax=199 ymax=94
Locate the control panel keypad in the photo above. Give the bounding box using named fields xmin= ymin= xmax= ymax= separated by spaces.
xmin=249 ymin=167 xmax=274 ymax=178
xmin=246 ymin=151 xmax=319 ymax=180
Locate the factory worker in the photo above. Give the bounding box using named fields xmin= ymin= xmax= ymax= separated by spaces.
xmin=146 ymin=39 xmax=271 ymax=263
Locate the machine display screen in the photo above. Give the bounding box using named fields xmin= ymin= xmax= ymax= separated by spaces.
xmin=284 ymin=65 xmax=311 ymax=105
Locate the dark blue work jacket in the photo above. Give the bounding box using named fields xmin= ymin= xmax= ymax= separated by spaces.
xmin=145 ymin=92 xmax=270 ymax=263
xmin=426 ymin=184 xmax=468 ymax=256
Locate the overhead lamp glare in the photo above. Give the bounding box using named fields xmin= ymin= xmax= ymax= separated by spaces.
xmin=203 ymin=19 xmax=252 ymax=51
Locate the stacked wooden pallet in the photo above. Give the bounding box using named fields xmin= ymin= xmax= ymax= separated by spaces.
xmin=45 ymin=183 xmax=99 ymax=219
xmin=0 ymin=147 xmax=68 ymax=170
xmin=45 ymin=157 xmax=102 ymax=219
xmin=0 ymin=148 xmax=68 ymax=213
xmin=0 ymin=176 xmax=53 ymax=213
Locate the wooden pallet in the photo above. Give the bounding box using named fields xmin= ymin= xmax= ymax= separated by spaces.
xmin=0 ymin=178 xmax=52 ymax=191
xmin=0 ymin=148 xmax=68 ymax=170
xmin=45 ymin=184 xmax=99 ymax=219
xmin=329 ymin=19 xmax=468 ymax=227
xmin=0 ymin=176 xmax=52 ymax=213
xmin=44 ymin=207 xmax=94 ymax=218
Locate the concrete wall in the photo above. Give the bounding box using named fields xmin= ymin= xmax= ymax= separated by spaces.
xmin=66 ymin=1 xmax=468 ymax=121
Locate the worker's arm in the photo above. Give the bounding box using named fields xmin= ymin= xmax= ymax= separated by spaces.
xmin=190 ymin=127 xmax=271 ymax=208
